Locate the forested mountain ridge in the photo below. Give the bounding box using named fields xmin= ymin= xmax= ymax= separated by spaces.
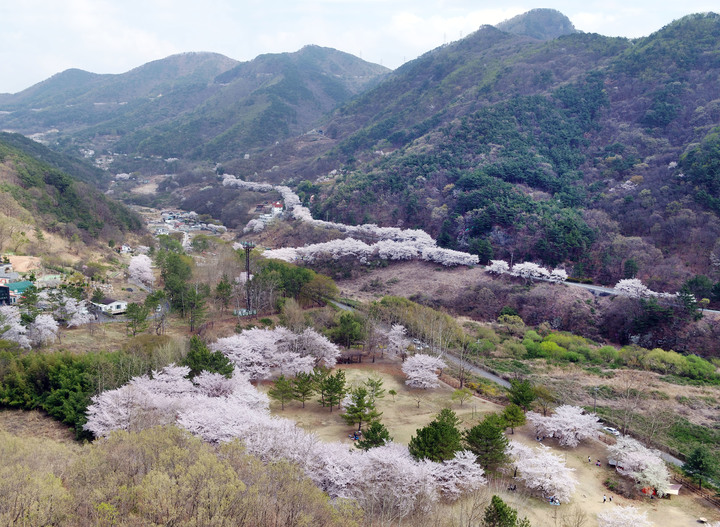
xmin=0 ymin=48 xmax=389 ymax=170
xmin=0 ymin=132 xmax=143 ymax=246
xmin=284 ymin=12 xmax=720 ymax=292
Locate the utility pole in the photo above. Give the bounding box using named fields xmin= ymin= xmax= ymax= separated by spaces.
xmin=239 ymin=241 xmax=255 ymax=311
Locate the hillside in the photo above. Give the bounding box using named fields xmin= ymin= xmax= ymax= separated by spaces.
xmin=273 ymin=12 xmax=720 ymax=293
xmin=0 ymin=132 xmax=143 ymax=250
xmin=0 ymin=48 xmax=389 ymax=172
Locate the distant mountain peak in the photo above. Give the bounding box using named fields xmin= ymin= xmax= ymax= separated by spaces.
xmin=496 ymin=8 xmax=577 ymax=40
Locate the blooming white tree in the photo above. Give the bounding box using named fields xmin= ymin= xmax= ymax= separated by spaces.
xmin=549 ymin=268 xmax=568 ymax=282
xmin=527 ymin=405 xmax=601 ymax=447
xmin=428 ymin=449 xmax=487 ymax=500
xmin=487 ymin=260 xmax=510 ymax=274
xmin=510 ymin=262 xmax=551 ymax=281
xmin=128 ymin=254 xmax=154 ymax=285
xmin=402 ymin=354 xmax=447 ymax=389
xmin=0 ymin=305 xmax=30 ymax=348
xmin=597 ymin=506 xmax=653 ymax=527
xmin=613 ymin=278 xmax=655 ymax=298
xmin=387 ymin=324 xmax=410 ymax=358
xmin=607 ymin=436 xmax=670 ymax=496
xmin=211 ymin=326 xmax=340 ymax=380
xmin=54 ymin=296 xmax=93 ymax=328
xmin=28 ymin=314 xmax=59 ymax=346
xmin=243 ymin=218 xmax=265 ymax=234
xmin=508 ymin=441 xmax=577 ymax=502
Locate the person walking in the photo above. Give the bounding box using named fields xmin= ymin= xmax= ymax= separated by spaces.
xmin=603 ymin=495 xmax=607 ymax=503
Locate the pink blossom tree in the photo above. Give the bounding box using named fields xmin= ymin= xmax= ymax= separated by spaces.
xmin=597 ymin=506 xmax=652 ymax=527
xmin=526 ymin=405 xmax=601 ymax=447
xmin=0 ymin=305 xmax=30 ymax=348
xmin=402 ymin=354 xmax=447 ymax=389
xmin=607 ymin=436 xmax=670 ymax=496
xmin=28 ymin=314 xmax=59 ymax=347
xmin=128 ymin=254 xmax=154 ymax=285
xmin=387 ymin=324 xmax=410 ymax=358
xmin=508 ymin=441 xmax=577 ymax=502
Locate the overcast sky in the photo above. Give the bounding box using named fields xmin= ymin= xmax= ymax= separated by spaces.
xmin=0 ymin=0 xmax=716 ymax=94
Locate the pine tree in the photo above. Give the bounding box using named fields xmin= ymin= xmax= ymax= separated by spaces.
xmin=482 ymin=495 xmax=530 ymax=527
xmin=502 ymin=403 xmax=526 ymax=434
xmin=464 ymin=413 xmax=509 ymax=471
xmin=408 ymin=408 xmax=462 ymax=462
xmin=356 ymin=421 xmax=392 ymax=451
xmin=268 ymin=375 xmax=295 ymax=410
xmin=318 ymin=370 xmax=346 ymax=412
xmin=683 ymin=445 xmax=718 ymax=490
xmin=508 ymin=379 xmax=535 ymax=411
xmin=292 ymin=371 xmax=315 ymax=408
xmin=341 ymin=386 xmax=381 ymax=431
xmin=182 ymin=335 xmax=234 ymax=379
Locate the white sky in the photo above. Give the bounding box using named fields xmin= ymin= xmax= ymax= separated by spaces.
xmin=0 ymin=0 xmax=716 ymax=94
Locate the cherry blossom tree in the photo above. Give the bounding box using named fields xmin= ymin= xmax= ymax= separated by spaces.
xmin=597 ymin=506 xmax=653 ymax=527
xmin=607 ymin=436 xmax=670 ymax=496
xmin=243 ymin=218 xmax=265 ymax=233
xmin=613 ymin=278 xmax=654 ymax=298
xmin=508 ymin=441 xmax=577 ymax=502
xmin=54 ymin=297 xmax=93 ymax=328
xmin=0 ymin=305 xmax=30 ymax=348
xmin=402 ymin=354 xmax=447 ymax=389
xmin=487 ymin=260 xmax=510 ymax=274
xmin=128 ymin=254 xmax=154 ymax=285
xmin=510 ymin=262 xmax=551 ymax=282
xmin=387 ymin=324 xmax=410 ymax=359
xmin=211 ymin=326 xmax=340 ymax=380
xmin=527 ymin=405 xmax=601 ymax=447
xmin=549 ymin=269 xmax=568 ymax=283
xmin=28 ymin=314 xmax=59 ymax=346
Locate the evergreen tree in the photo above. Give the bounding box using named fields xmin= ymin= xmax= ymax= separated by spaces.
xmin=125 ymin=302 xmax=150 ymax=336
xmin=356 ymin=421 xmax=392 ymax=451
xmin=502 ymin=403 xmax=526 ymax=434
xmin=364 ymin=375 xmax=385 ymax=404
xmin=318 ymin=370 xmax=346 ymax=412
xmin=483 ymin=495 xmax=530 ymax=527
xmin=464 ymin=413 xmax=509 ymax=471
xmin=683 ymin=445 xmax=718 ymax=490
xmin=408 ymin=408 xmax=462 ymax=462
xmin=508 ymin=379 xmax=535 ymax=411
xmin=341 ymin=386 xmax=381 ymax=431
xmin=292 ymin=371 xmax=316 ymax=408
xmin=268 ymin=375 xmax=295 ymax=410
xmin=182 ymin=335 xmax=233 ymax=379
xmin=215 ymin=275 xmax=232 ymax=313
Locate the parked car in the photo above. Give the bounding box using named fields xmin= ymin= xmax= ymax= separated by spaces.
xmin=603 ymin=426 xmax=620 ymax=436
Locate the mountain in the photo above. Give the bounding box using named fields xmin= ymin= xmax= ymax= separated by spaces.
xmin=0 ymin=132 xmax=143 ymax=245
xmin=496 ymin=8 xmax=578 ymax=40
xmin=251 ymin=12 xmax=720 ymax=294
xmin=0 ymin=48 xmax=389 ymax=170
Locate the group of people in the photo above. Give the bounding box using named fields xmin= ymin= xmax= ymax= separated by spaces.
xmin=349 ymin=431 xmax=363 ymax=441
xmin=589 ymin=456 xmax=602 ymax=466
xmin=547 ymin=496 xmax=561 ymax=506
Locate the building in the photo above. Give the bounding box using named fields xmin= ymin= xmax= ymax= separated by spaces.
xmin=92 ymin=298 xmax=128 ymax=315
xmin=0 ymin=285 xmax=9 ymax=305
xmin=8 ymin=281 xmax=34 ymax=304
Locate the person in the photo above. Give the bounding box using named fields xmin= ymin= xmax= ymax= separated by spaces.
xmin=609 ymin=496 xmax=613 ymax=502
xmin=588 ymin=456 xmax=592 ymax=462
xmin=603 ymin=495 xmax=607 ymax=503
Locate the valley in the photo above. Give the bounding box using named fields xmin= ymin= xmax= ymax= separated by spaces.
xmin=1 ymin=7 xmax=720 ymax=527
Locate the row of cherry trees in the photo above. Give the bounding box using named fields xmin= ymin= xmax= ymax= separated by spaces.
xmin=486 ymin=260 xmax=568 ymax=282
xmin=223 ymin=175 xmax=479 ymax=267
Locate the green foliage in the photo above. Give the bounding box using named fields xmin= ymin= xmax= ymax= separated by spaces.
xmin=124 ymin=303 xmax=150 ymax=337
xmin=483 ymin=495 xmax=530 ymax=527
xmin=181 ymin=335 xmax=233 ymax=379
xmin=291 ymin=371 xmax=316 ymax=408
xmin=268 ymin=375 xmax=295 ymax=410
xmin=0 ymin=340 xmax=182 ymax=438
xmin=341 ymin=386 xmax=381 ymax=431
xmin=355 ymin=421 xmax=392 ymax=451
xmin=464 ymin=413 xmax=509 ymax=472
xmin=408 ymin=408 xmax=463 ymax=462
xmin=508 ymin=379 xmax=535 ymax=410
xmin=317 ymin=369 xmax=346 ymax=412
xmin=328 ymin=311 xmax=366 ymax=347
xmin=501 ymin=403 xmax=526 ymax=434
xmin=451 ymin=387 xmax=474 ymax=406
xmin=683 ymin=445 xmax=718 ymax=489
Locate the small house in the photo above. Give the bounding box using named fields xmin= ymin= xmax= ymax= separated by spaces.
xmin=92 ymin=297 xmax=128 ymax=315
xmin=8 ymin=281 xmax=34 ymax=304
